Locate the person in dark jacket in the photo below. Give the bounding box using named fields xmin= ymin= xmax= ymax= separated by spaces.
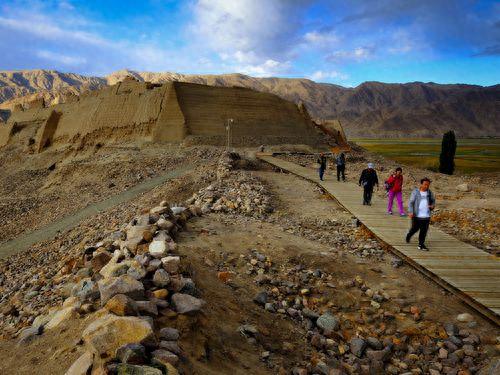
xmin=406 ymin=177 xmax=435 ymax=251
xmin=336 ymin=152 xmax=346 ymax=181
xmin=359 ymin=163 xmax=379 ymax=205
xmin=317 ymin=153 xmax=327 ymax=181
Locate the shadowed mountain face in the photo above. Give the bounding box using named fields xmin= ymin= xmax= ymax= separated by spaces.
xmin=1 ymin=69 xmax=499 ymax=138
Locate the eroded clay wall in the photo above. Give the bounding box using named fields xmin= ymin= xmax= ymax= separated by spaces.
xmin=153 ymin=83 xmax=186 ymax=142
xmin=0 ymin=124 xmax=13 ymax=147
xmin=174 ymin=82 xmax=318 ymax=145
xmin=2 ymin=79 xmax=321 ymax=150
xmin=51 ymin=81 xmax=165 ymax=145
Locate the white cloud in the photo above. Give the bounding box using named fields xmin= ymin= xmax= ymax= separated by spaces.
xmin=190 ymin=0 xmax=311 ymax=73
xmin=36 ymin=50 xmax=86 ymax=65
xmin=309 ymin=70 xmax=348 ymax=82
xmin=236 ymin=59 xmax=291 ymax=77
xmin=327 ymin=46 xmax=375 ymax=62
xmin=303 ymin=30 xmax=338 ymax=48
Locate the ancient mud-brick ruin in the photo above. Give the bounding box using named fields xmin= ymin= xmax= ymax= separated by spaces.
xmin=0 ymin=77 xmax=323 ymax=151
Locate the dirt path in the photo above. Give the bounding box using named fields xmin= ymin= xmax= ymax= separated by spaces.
xmin=0 ymin=164 xmax=192 ymax=259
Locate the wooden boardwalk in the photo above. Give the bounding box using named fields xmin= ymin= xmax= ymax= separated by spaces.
xmin=258 ymin=155 xmax=500 ymax=326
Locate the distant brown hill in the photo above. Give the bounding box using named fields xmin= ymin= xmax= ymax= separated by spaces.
xmin=1 ymin=69 xmax=498 ymax=138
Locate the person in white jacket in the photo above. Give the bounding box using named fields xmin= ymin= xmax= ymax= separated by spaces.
xmin=405 ymin=177 xmax=436 ymax=251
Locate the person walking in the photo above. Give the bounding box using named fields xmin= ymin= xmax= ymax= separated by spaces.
xmin=336 ymin=152 xmax=346 ymax=181
xmin=358 ymin=163 xmax=379 ymax=205
xmin=406 ymin=177 xmax=435 ymax=251
xmin=317 ymin=153 xmax=327 ymax=181
xmin=386 ymin=167 xmax=405 ymax=216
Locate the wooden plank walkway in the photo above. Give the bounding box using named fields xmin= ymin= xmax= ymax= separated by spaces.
xmin=258 ymin=154 xmax=500 ymax=326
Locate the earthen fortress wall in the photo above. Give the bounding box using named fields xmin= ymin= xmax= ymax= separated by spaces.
xmin=0 ymin=78 xmax=321 ymax=150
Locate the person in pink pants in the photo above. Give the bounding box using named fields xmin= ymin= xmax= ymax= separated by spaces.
xmin=386 ymin=167 xmax=405 ymax=216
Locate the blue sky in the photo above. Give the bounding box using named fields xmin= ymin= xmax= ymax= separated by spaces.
xmin=0 ymin=0 xmax=499 ymax=86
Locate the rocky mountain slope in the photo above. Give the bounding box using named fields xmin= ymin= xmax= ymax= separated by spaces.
xmin=1 ymin=69 xmax=499 ymax=138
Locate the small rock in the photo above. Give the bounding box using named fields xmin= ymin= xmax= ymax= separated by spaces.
xmin=64 ymin=351 xmax=94 ymax=375
xmin=151 ymin=349 xmax=179 ymax=366
xmin=456 ymin=313 xmax=474 ymax=322
xmin=98 ymin=275 xmax=145 ymax=305
xmin=349 ymin=337 xmax=367 ymax=358
xmin=316 ymin=313 xmax=339 ymax=332
xmin=253 ymin=291 xmax=268 ymax=306
xmin=116 ymin=343 xmax=147 ymax=365
xmin=149 ymin=241 xmax=168 ymax=258
xmin=113 ymin=364 xmax=162 ymax=375
xmin=161 ymin=256 xmax=180 ymax=274
xmin=159 ymin=327 xmax=179 ymax=341
xmin=456 ymin=183 xmax=471 ymax=192
xmin=17 ymin=325 xmax=43 ymax=345
xmin=153 ymin=269 xmax=170 ymax=288
xmin=171 ymin=293 xmax=205 ymax=314
xmin=159 ymin=340 xmax=182 ymax=355
xmin=45 ymin=307 xmax=78 ymax=330
xmin=82 ymin=315 xmax=156 ymax=358
xmin=105 ymin=294 xmax=138 ymax=316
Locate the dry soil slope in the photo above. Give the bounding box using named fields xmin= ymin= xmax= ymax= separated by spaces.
xmin=1 ymin=69 xmax=499 ymax=138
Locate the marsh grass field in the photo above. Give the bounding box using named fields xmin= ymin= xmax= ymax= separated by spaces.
xmin=352 ymin=138 xmax=500 ymax=174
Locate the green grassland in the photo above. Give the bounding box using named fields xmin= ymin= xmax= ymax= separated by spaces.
xmin=352 ymin=138 xmax=500 ymax=174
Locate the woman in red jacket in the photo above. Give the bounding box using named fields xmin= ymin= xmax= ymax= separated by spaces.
xmin=386 ymin=167 xmax=406 ymax=216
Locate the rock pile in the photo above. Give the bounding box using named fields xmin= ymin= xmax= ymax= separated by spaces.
xmin=186 ymin=152 xmax=273 ymax=218
xmin=15 ymin=200 xmax=205 ymax=374
xmin=243 ymin=251 xmax=487 ymax=374
xmin=433 ymin=208 xmax=499 ymax=254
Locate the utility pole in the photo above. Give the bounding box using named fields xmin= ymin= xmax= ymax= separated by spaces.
xmin=226 ymin=118 xmax=234 ymax=150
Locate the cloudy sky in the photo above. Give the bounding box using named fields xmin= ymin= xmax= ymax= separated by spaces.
xmin=0 ymin=0 xmax=499 ymax=86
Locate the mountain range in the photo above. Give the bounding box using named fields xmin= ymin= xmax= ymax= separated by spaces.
xmin=0 ymin=69 xmax=498 ymax=138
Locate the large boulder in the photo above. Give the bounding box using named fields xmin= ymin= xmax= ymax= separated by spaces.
xmin=98 ymin=275 xmax=145 ymax=305
xmin=82 ymin=315 xmax=156 ymax=358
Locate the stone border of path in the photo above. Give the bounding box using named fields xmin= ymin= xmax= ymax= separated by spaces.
xmin=0 ymin=165 xmax=193 ymax=259
xmin=257 ymin=154 xmax=500 ymax=327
